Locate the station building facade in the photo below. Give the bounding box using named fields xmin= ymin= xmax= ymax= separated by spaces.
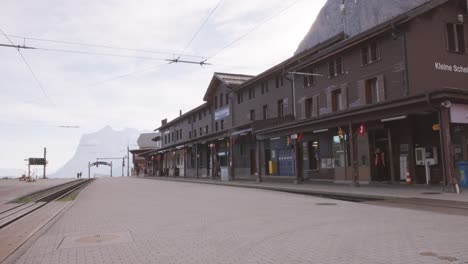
xmin=140 ymin=0 xmax=468 ymax=189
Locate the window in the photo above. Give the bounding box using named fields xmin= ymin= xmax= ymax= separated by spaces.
xmin=225 ymin=94 xmax=229 ymax=105
xmin=171 ymin=132 xmax=174 ymax=142
xmin=303 ymin=67 xmax=315 ymax=88
xmin=220 ymin=93 xmax=223 ymax=107
xmin=446 ymin=23 xmax=465 ymax=53
xmin=215 ymin=121 xmax=218 ymax=132
xmin=194 ymin=130 xmax=197 ymax=138
xmin=280 ymin=75 xmax=284 ymax=86
xmin=261 ymin=83 xmax=265 ymax=94
xmin=199 ymin=112 xmax=202 ymax=120
xmin=221 ymin=120 xmax=224 ymax=130
xmin=365 ymin=78 xmax=379 ymax=104
xmin=333 ymin=136 xmax=347 ymax=168
xmin=262 ymin=105 xmax=268 ymax=120
xmin=278 ymin=99 xmax=284 ymax=118
xmin=305 ymin=98 xmax=313 ymax=118
xmin=265 ymin=81 xmax=269 ymax=93
xmin=200 ymin=127 xmax=203 ymax=136
xmin=176 ymin=130 xmax=179 ymax=140
xmin=249 ymin=87 xmax=255 ymax=99
xmin=329 ymin=57 xmax=344 ymax=78
xmin=332 ymin=89 xmax=343 ymax=112
xmin=214 ymin=96 xmax=218 ymax=109
xmin=275 ymin=76 xmax=280 ymax=88
xmin=250 ymin=109 xmax=255 ymax=121
xmin=205 ymin=125 xmax=208 ymax=134
xmin=189 ymin=131 xmax=192 ymax=139
xmin=193 ymin=115 xmax=196 ymax=123
xmin=361 ymin=41 xmax=380 ymax=65
xmin=164 ymin=134 xmax=167 ymax=144
xmin=237 ymin=92 xmax=243 ymax=104
xmin=180 ymin=129 xmax=182 ymax=139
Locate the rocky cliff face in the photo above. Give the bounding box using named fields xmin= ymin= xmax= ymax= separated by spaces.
xmin=295 ymin=0 xmax=431 ymax=54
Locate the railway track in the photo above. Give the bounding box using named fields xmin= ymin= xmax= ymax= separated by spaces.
xmin=0 ymin=179 xmax=93 ymax=229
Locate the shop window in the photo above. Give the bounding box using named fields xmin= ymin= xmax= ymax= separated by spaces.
xmin=308 ymin=141 xmax=319 ymax=171
xmin=263 ymin=105 xmax=268 ymax=120
xmin=332 ymin=89 xmax=343 ymax=112
xmin=446 ymin=23 xmax=465 ymax=53
xmin=250 ymin=109 xmax=255 ymax=121
xmin=305 ymin=98 xmax=313 ymax=118
xmin=333 ymin=136 xmax=346 ymax=168
xmin=278 ymin=99 xmax=284 ymax=118
xmin=365 ymin=78 xmax=379 ymax=104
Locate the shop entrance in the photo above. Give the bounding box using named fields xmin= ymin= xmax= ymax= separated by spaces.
xmin=277 ymin=148 xmax=294 ymax=176
xmin=369 ymin=130 xmax=391 ymax=182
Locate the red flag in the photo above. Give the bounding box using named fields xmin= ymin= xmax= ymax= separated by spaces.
xmin=298 ymin=132 xmax=304 ymax=142
xmin=358 ymin=123 xmax=366 ymax=137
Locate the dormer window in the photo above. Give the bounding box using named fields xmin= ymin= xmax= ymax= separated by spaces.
xmin=361 ymin=41 xmax=380 ymax=65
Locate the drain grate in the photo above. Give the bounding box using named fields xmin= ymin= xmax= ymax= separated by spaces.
xmin=315 ymin=203 xmax=337 ymax=206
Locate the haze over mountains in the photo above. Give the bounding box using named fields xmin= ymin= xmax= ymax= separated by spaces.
xmin=295 ymin=0 xmax=431 ymax=54
xmin=51 ymin=126 xmax=140 ymax=178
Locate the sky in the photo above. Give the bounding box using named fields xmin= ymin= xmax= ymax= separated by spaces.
xmin=0 ymin=0 xmax=327 ymax=175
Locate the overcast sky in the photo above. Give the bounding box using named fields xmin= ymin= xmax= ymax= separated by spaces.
xmin=0 ymin=0 xmax=327 ymax=175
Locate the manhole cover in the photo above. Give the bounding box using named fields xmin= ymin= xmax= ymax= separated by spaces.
xmin=59 ymin=231 xmax=133 ymax=249
xmin=421 ymin=192 xmax=442 ymax=195
xmin=316 ymin=203 xmax=337 ymax=206
xmin=75 ymin=234 xmax=120 ymax=244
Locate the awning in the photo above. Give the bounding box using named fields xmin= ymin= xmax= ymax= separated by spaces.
xmin=231 ymin=128 xmax=252 ymax=136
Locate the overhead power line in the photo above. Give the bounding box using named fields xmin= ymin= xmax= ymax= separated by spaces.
xmin=177 ymin=0 xmax=224 ymax=60
xmin=7 ymin=34 xmax=206 ymax=59
xmin=0 ymin=27 xmax=55 ymax=106
xmin=207 ymin=0 xmax=303 ymax=60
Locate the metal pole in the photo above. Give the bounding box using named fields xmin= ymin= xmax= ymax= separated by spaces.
xmin=127 ymin=145 xmax=130 ymax=177
xmin=88 ymin=162 xmax=91 ymax=179
xmin=122 ymin=157 xmax=124 ymax=177
xmin=43 ymin=147 xmax=47 ymax=179
xmin=110 ymin=161 xmax=113 ymax=177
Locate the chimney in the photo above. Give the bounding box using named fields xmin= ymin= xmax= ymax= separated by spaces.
xmin=161 ymin=118 xmax=167 ymax=126
xmin=179 ymin=110 xmax=182 ymax=116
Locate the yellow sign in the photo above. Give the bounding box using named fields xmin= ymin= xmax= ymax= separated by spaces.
xmin=432 ymin=124 xmax=440 ymax=131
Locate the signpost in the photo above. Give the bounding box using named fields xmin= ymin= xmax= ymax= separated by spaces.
xmin=26 ymin=147 xmax=48 ymax=179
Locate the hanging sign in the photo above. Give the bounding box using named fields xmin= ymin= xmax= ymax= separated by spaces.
xmin=358 ymin=123 xmax=366 ymax=137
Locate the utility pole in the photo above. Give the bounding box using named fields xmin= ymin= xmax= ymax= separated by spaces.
xmin=43 ymin=147 xmax=47 ymax=179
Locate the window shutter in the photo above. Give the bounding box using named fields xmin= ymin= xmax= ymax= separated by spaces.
xmin=377 ymin=75 xmax=386 ymax=102
xmin=358 ymin=80 xmax=366 ymax=105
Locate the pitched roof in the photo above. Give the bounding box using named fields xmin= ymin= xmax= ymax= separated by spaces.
xmin=203 ymin=72 xmax=254 ymax=100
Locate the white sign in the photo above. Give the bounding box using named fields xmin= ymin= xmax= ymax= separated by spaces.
xmin=215 ymin=106 xmax=230 ymax=120
xmin=435 ymin=62 xmax=468 ymax=74
xmin=450 ymin=104 xmax=468 ymax=124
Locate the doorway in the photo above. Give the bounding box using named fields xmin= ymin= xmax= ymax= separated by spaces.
xmin=250 ymin=149 xmax=257 ymax=175
xmin=264 ymin=149 xmax=271 ymax=175
xmin=370 ymin=130 xmax=391 ymax=182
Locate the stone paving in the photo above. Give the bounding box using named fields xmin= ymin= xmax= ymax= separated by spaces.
xmin=0 ymin=178 xmax=73 ymax=205
xmin=11 ymin=177 xmax=468 ymax=264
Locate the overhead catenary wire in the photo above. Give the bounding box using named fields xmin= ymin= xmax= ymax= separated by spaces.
xmin=0 ymin=27 xmax=55 ymax=106
xmin=7 ymin=34 xmax=206 ymax=59
xmin=176 ymin=0 xmax=224 ymax=60
xmin=207 ymin=0 xmax=304 ymax=60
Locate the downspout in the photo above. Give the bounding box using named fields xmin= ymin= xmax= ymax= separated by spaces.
xmin=392 ymin=23 xmax=410 ymax=96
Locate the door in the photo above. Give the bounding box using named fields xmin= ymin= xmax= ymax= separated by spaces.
xmin=250 ymin=149 xmax=257 ymax=175
xmin=277 ymin=148 xmax=294 ymax=176
xmin=264 ymin=149 xmax=271 ymax=175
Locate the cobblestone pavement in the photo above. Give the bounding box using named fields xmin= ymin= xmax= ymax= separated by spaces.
xmin=0 ymin=178 xmax=73 ymax=205
xmin=12 ymin=177 xmax=468 ymax=264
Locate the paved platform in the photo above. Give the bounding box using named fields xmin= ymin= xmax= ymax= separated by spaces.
xmin=0 ymin=179 xmax=73 ymax=205
xmin=10 ymin=177 xmax=468 ymax=264
xmin=143 ymin=176 xmax=468 ymax=203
